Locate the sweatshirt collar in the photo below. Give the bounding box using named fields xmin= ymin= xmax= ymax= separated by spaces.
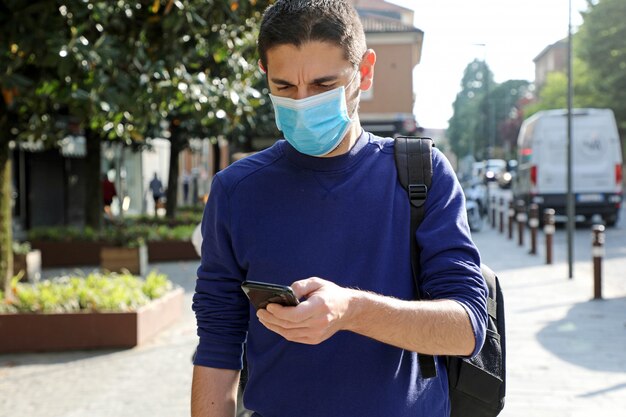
xmin=281 ymin=130 xmax=371 ymax=171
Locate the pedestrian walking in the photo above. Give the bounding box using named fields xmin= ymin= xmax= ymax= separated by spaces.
xmin=182 ymin=170 xmax=191 ymax=205
xmin=149 ymin=173 xmax=164 ymax=214
xmin=191 ymin=1 xmax=487 ymax=416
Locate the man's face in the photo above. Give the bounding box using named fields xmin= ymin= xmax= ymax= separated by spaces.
xmin=262 ymin=41 xmax=376 ymax=157
xmin=264 ymin=41 xmax=360 ymax=107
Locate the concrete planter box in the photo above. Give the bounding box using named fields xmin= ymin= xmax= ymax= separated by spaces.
xmin=31 ymin=240 xmax=104 ymax=268
xmin=32 ymin=239 xmax=199 ymax=269
xmin=0 ymin=287 xmax=184 ymax=354
xmin=13 ymin=250 xmax=42 ymax=282
xmin=100 ymin=245 xmax=148 ymax=276
xmin=147 ymin=240 xmax=199 ymax=262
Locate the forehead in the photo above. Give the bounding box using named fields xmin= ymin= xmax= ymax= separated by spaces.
xmin=265 ymin=41 xmax=351 ymax=79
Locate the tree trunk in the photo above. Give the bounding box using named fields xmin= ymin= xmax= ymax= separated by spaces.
xmin=0 ymin=138 xmax=13 ymax=297
xmin=165 ymin=129 xmax=182 ymax=219
xmin=211 ymin=140 xmax=221 ymax=176
xmin=84 ymin=129 xmax=102 ymax=230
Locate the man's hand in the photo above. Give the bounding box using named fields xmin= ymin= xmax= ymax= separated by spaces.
xmin=257 ymin=277 xmax=476 ymax=356
xmin=256 ymin=277 xmax=354 ymax=345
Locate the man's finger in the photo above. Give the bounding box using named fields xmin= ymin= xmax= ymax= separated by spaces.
xmin=290 ymin=277 xmax=325 ymax=298
xmin=265 ymin=299 xmax=317 ymax=323
xmin=258 ymin=318 xmax=319 ymax=345
xmin=258 ymin=312 xmax=308 ymax=332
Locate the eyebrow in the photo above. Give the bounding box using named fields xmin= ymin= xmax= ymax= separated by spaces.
xmin=270 ymin=75 xmax=340 ymax=86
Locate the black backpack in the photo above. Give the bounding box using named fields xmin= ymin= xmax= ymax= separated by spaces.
xmin=394 ymin=136 xmax=506 ymax=417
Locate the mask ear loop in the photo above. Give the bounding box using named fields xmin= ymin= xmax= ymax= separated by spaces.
xmin=346 ymin=69 xmax=359 ymax=90
xmin=344 ymin=69 xmax=361 ymax=121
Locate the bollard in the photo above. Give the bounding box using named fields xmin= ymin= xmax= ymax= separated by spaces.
xmin=544 ymin=209 xmax=555 ymax=264
xmin=491 ymin=195 xmax=497 ymax=229
xmin=499 ymin=197 xmax=505 ymax=234
xmin=516 ymin=200 xmax=527 ymax=247
xmin=529 ymin=204 xmax=539 ymax=255
xmin=508 ymin=200 xmax=515 ymax=240
xmin=592 ymin=224 xmax=605 ymax=300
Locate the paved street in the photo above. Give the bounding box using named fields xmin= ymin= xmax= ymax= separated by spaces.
xmin=475 ymin=203 xmax=626 ymax=417
xmin=1 ymin=205 xmax=625 ymax=417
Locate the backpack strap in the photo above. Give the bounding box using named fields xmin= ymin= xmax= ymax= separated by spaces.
xmin=394 ymin=136 xmax=438 ymax=379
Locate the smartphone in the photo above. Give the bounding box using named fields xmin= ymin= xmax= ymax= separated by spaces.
xmin=241 ymin=280 xmax=300 ymax=310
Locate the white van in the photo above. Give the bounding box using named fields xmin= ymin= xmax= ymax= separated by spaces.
xmin=514 ymin=108 xmax=623 ymax=226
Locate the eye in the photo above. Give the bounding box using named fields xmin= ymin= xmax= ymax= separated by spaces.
xmin=276 ymin=85 xmax=293 ymax=91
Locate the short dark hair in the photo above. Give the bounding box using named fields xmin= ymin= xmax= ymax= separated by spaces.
xmin=258 ymin=0 xmax=367 ymax=70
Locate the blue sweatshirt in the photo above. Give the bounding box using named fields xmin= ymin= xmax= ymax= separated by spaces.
xmin=193 ymin=132 xmax=487 ymax=417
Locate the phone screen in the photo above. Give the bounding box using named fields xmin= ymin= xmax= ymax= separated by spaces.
xmin=241 ymin=281 xmax=300 ymax=310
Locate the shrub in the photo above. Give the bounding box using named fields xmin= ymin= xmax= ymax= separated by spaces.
xmin=124 ymin=206 xmax=203 ymax=227
xmin=26 ymin=224 xmax=194 ymax=245
xmin=0 ymin=271 xmax=174 ymax=314
xmin=27 ymin=226 xmax=100 ymax=242
xmin=152 ymin=224 xmax=195 ymax=241
xmin=100 ymin=226 xmax=147 ymax=248
xmin=12 ymin=241 xmax=32 ymax=255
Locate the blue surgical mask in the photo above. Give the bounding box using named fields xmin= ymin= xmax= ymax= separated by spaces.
xmin=269 ymin=72 xmax=358 ymax=156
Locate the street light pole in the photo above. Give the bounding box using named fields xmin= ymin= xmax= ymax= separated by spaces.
xmin=566 ymin=0 xmax=575 ymax=279
xmin=485 ymin=62 xmax=493 ymax=159
xmin=473 ymin=43 xmax=490 ymax=159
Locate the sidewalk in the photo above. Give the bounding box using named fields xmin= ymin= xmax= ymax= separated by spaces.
xmin=472 ymin=219 xmax=626 ymax=417
xmin=1 ymin=222 xmax=625 ymax=416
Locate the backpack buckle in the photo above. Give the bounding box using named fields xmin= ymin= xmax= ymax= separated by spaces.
xmin=408 ymin=184 xmax=428 ymax=206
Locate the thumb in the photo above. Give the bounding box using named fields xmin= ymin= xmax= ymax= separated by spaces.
xmin=291 ymin=277 xmax=325 ymax=299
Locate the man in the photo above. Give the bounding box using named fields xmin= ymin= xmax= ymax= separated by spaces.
xmin=182 ymin=170 xmax=191 ymax=205
xmin=149 ymin=172 xmax=164 ymax=212
xmin=192 ymin=1 xmax=487 ymax=416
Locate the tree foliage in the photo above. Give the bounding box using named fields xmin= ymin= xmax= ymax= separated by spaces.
xmin=0 ymin=0 xmax=274 ymax=291
xmin=577 ymin=0 xmax=626 ymax=132
xmin=524 ymin=54 xmax=606 ymax=118
xmin=448 ymin=60 xmax=529 ymax=160
xmin=490 ymin=79 xmax=530 ymax=157
xmin=448 ymin=59 xmax=491 ymax=159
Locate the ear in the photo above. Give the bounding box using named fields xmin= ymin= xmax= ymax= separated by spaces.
xmin=358 ymin=49 xmax=376 ymax=91
xmin=258 ymin=59 xmax=267 ymax=74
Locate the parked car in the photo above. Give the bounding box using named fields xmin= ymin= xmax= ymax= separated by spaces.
xmin=483 ymin=159 xmax=507 ymax=183
xmin=497 ymin=160 xmax=518 ymax=189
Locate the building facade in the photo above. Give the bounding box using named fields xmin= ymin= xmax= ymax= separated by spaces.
xmin=350 ymin=0 xmax=424 ymax=137
xmin=533 ymin=39 xmax=567 ymax=91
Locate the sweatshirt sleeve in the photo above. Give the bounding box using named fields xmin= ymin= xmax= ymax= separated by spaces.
xmin=416 ymin=148 xmax=488 ymax=358
xmin=192 ymin=174 xmax=249 ymax=369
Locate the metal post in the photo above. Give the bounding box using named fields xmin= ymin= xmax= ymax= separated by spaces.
xmin=529 ymin=204 xmax=539 ymax=255
xmin=499 ymin=197 xmax=505 ymax=234
xmin=508 ymin=200 xmax=515 ymax=240
xmin=516 ymin=200 xmax=527 ymax=247
xmin=592 ymin=224 xmax=605 ymax=300
xmin=544 ymin=209 xmax=555 ymax=264
xmin=566 ymin=0 xmax=575 ymax=279
xmin=491 ymin=195 xmax=497 ymax=229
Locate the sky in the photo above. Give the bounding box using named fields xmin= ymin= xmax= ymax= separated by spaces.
xmin=386 ymin=0 xmax=590 ymax=129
